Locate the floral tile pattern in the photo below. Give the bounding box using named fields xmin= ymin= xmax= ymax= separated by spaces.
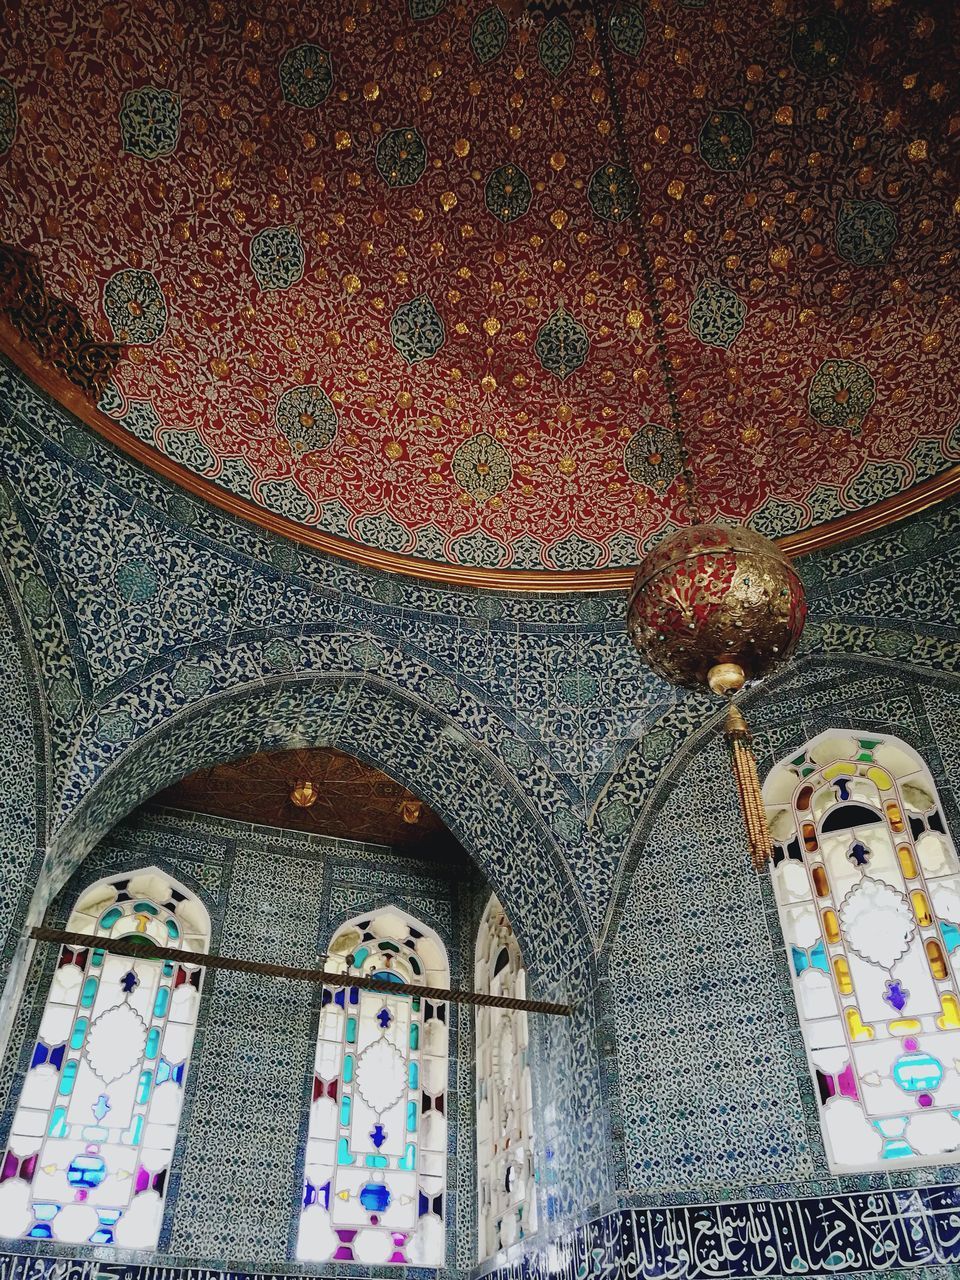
xmin=1 ymin=361 xmax=960 ymax=1275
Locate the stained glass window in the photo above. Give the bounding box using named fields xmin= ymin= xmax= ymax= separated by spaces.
xmin=765 ymin=731 xmax=960 ymax=1172
xmin=475 ymin=894 xmax=537 ymax=1259
xmin=297 ymin=907 xmax=449 ymax=1267
xmin=0 ymin=869 xmax=209 ymax=1246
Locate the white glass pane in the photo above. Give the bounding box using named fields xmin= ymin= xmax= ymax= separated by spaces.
xmin=18 ymin=1064 xmax=58 ymax=1112
xmin=113 ymin=1190 xmax=163 ymax=1248
xmin=0 ymin=871 xmax=206 ymax=1250
xmin=169 ymin=985 xmax=200 ymax=1025
xmin=52 ymin=1203 xmax=99 ymax=1243
xmin=0 ymin=1179 xmax=32 ymax=1236
xmin=299 ymin=907 xmax=449 ymax=1265
xmin=49 ymin=966 xmax=83 ymax=1005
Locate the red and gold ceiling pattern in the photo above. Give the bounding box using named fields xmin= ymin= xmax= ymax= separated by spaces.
xmin=1 ymin=0 xmax=957 ymax=579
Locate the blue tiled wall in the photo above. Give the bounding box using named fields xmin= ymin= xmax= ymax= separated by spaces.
xmin=0 ymin=806 xmax=478 ymax=1277
xmin=0 ymin=580 xmax=39 ymax=971
xmin=3 ymin=355 xmax=960 ymax=1276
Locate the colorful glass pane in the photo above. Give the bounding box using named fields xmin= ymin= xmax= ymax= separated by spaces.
xmin=0 ymin=869 xmax=209 ymax=1246
xmin=297 ymin=907 xmax=449 ymax=1266
xmin=766 ymin=731 xmax=960 ymax=1173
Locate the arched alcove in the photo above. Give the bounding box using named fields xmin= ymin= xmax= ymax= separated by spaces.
xmin=49 ymin=675 xmax=580 ymax=984
xmin=2 ymin=672 xmax=610 ymax=1231
xmin=606 ymin=653 xmax=960 ymax=1198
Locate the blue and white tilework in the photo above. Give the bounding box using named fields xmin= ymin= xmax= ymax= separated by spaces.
xmin=0 ymin=807 xmax=477 ymax=1275
xmin=0 ymin=579 xmax=39 ymax=948
xmin=3 ymin=356 xmax=960 ymax=1276
xmin=5 ymin=1184 xmax=960 ymax=1280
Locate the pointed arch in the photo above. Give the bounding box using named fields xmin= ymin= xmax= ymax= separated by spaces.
xmin=297 ymin=904 xmax=449 ymax=1267
xmin=32 ymin=674 xmax=608 ymax=1223
xmin=0 ymin=866 xmax=209 ymax=1246
xmin=765 ymin=729 xmax=960 ymax=1172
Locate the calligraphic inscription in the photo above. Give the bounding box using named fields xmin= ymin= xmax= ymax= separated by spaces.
xmin=2 ymin=1186 xmax=960 ymax=1280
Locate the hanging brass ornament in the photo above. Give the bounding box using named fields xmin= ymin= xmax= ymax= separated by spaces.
xmin=290 ymin=778 xmax=319 ymax=808
xmin=626 ymin=525 xmax=807 ymax=870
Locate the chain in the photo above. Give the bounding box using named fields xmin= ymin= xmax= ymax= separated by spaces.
xmin=589 ymin=0 xmax=701 ymax=522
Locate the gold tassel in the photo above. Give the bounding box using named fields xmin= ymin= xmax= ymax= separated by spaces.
xmin=724 ymin=703 xmax=773 ymax=872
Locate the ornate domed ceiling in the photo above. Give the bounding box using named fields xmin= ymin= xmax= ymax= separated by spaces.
xmin=0 ymin=0 xmax=957 ymax=585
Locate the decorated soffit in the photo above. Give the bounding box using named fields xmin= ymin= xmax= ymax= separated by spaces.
xmin=156 ymin=746 xmax=468 ymax=865
xmin=0 ymin=0 xmax=958 ymax=586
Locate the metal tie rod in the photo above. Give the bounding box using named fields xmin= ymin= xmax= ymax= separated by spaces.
xmin=29 ymin=927 xmax=573 ymax=1016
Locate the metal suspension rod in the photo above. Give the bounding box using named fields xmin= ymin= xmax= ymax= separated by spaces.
xmin=29 ymin=927 xmax=573 ymax=1017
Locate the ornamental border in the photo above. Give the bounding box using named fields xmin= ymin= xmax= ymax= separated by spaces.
xmin=2 ymin=321 xmax=959 ymax=593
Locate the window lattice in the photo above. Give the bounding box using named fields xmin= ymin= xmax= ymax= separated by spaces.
xmin=297 ymin=907 xmax=449 ymax=1266
xmin=766 ymin=731 xmax=960 ymax=1172
xmin=0 ymin=869 xmax=209 ymax=1247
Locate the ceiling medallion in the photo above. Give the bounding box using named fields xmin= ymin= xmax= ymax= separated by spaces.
xmin=390 ymin=293 xmax=445 ymax=364
xmin=472 ymin=5 xmax=509 ymax=64
xmin=278 ymin=44 xmax=333 ymax=109
xmin=102 ymin=269 xmax=167 ymax=345
xmin=276 ymin=385 xmax=338 ymax=455
xmin=808 ymin=359 xmax=876 ymax=436
xmin=608 ymin=3 xmax=646 ymax=58
xmin=452 ymin=432 xmax=513 ymax=501
xmin=687 ymin=279 xmax=746 ymax=350
xmin=375 ymin=127 xmax=427 ymax=187
xmin=538 ymin=17 xmax=573 ymax=77
xmin=587 ymin=162 xmax=637 ymax=222
xmin=249 ymin=226 xmax=305 ymax=292
xmin=118 ymin=87 xmax=181 ymax=159
xmin=535 ymin=305 xmax=589 ymax=379
xmin=623 ymin=423 xmax=681 ymax=494
xmin=835 ymin=200 xmax=898 ymax=267
xmin=485 ymin=164 xmax=533 ymax=224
